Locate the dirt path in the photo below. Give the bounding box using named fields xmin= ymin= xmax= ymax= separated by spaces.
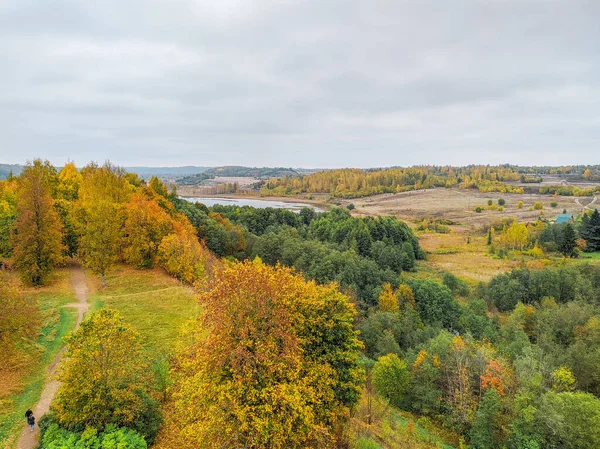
xmin=15 ymin=264 xmax=89 ymax=449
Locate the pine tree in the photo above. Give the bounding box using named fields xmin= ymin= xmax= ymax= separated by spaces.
xmin=559 ymin=223 xmax=578 ymax=258
xmin=11 ymin=160 xmax=64 ymax=285
xmin=584 ymin=209 xmax=600 ymax=251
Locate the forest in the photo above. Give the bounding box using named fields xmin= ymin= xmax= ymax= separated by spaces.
xmin=259 ymin=165 xmax=600 ymax=198
xmin=1 ymin=160 xmax=600 ymax=449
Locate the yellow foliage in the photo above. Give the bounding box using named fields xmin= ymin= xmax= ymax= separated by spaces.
xmin=165 ymin=260 xmax=364 ymax=449
xmin=378 ymin=283 xmax=399 ymax=312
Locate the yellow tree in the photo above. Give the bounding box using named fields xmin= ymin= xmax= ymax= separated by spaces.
xmin=157 ymin=231 xmax=209 ymax=283
xmin=378 ymin=283 xmax=399 ymax=312
xmin=11 ymin=160 xmax=64 ymax=285
xmin=497 ymin=221 xmax=529 ymax=251
xmin=167 ymin=260 xmax=364 ymax=449
xmin=54 ymin=308 xmax=153 ymax=429
xmin=397 ymin=284 xmax=416 ymax=310
xmin=76 ymin=163 xmax=130 ymax=286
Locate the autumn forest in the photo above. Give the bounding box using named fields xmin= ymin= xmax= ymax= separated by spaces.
xmin=1 ymin=161 xmax=600 ymax=449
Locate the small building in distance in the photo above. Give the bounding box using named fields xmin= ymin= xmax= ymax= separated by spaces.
xmin=555 ymin=213 xmax=574 ymax=224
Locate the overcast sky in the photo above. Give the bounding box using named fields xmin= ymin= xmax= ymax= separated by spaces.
xmin=1 ymin=0 xmax=599 ymax=168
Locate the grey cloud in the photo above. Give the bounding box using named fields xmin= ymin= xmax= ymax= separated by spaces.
xmin=0 ymin=0 xmax=599 ymax=167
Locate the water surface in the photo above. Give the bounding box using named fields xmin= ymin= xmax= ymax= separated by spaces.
xmin=182 ymin=196 xmax=323 ymax=212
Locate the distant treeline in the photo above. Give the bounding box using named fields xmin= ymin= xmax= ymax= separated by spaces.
xmin=260 ymin=165 xmax=600 ymax=199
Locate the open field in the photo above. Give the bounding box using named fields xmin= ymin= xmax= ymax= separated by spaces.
xmin=344 ymin=188 xmax=596 ymax=228
xmin=89 ymin=265 xmax=199 ymax=356
xmin=0 ymin=269 xmax=78 ymax=449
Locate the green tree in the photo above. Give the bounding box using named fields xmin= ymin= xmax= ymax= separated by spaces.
xmin=54 ymin=309 xmax=157 ymax=431
xmin=537 ymin=391 xmax=600 ymax=449
xmin=559 ymin=223 xmax=578 ymax=257
xmin=11 ymin=160 xmax=64 ymax=285
xmin=470 ymin=389 xmax=502 ymax=449
xmin=372 ymin=354 xmax=410 ymax=408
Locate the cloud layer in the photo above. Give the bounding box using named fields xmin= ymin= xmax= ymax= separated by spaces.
xmin=1 ymin=0 xmax=599 ymax=167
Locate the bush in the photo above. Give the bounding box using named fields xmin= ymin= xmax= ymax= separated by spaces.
xmin=372 ymin=354 xmax=411 ymax=408
xmin=498 ymin=198 xmax=506 ymax=206
xmin=347 ymin=203 xmax=356 ymax=210
xmin=498 ymin=206 xmax=504 ymax=212
xmin=517 ymin=201 xmax=524 ymax=209
xmin=550 ymin=201 xmax=558 ymax=208
xmin=534 ymin=202 xmax=543 ymax=210
xmin=487 ymin=200 xmax=493 ymax=206
xmin=442 ymin=272 xmax=470 ymax=296
xmin=475 ymin=206 xmax=483 ymax=213
xmin=353 ymin=437 xmax=382 ymax=449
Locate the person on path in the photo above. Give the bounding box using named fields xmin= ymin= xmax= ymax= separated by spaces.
xmin=25 ymin=409 xmax=35 ymax=432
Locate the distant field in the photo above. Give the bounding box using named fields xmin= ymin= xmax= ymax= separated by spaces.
xmin=0 ymin=269 xmax=77 ymax=448
xmin=89 ymin=265 xmax=200 ymax=356
xmin=344 ymin=188 xmax=595 ymax=228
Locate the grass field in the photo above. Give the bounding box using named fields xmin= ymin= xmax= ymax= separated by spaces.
xmin=89 ymin=265 xmax=200 ymax=356
xmin=0 ymin=269 xmax=78 ymax=449
xmin=580 ymin=252 xmax=600 ymax=261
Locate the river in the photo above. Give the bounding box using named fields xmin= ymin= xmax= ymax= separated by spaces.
xmin=181 ymin=196 xmax=324 ymax=212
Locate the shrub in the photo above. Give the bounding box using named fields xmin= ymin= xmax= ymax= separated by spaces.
xmin=475 ymin=206 xmax=483 ymax=213
xmin=498 ymin=198 xmax=506 ymax=206
xmin=498 ymin=206 xmax=504 ymax=212
xmin=487 ymin=200 xmax=493 ymax=206
xmin=353 ymin=437 xmax=382 ymax=449
xmin=550 ymin=201 xmax=558 ymax=208
xmin=372 ymin=354 xmax=410 ymax=408
xmin=347 ymin=203 xmax=356 ymax=210
xmin=517 ymin=201 xmax=524 ymax=209
xmin=534 ymin=202 xmax=543 ymax=210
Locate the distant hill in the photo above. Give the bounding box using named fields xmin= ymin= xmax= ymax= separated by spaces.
xmin=0 ymin=164 xmax=23 ymax=180
xmin=124 ymin=166 xmax=210 ymax=177
xmin=204 ymin=166 xmax=300 ymax=178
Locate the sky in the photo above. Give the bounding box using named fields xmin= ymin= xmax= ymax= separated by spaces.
xmin=1 ymin=0 xmax=599 ymax=169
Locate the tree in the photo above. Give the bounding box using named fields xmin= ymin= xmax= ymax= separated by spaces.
xmin=0 ymin=273 xmax=39 ymax=366
xmin=581 ymin=209 xmax=600 ymax=251
xmin=123 ymin=193 xmax=174 ymax=268
xmin=372 ymin=354 xmax=410 ymax=408
xmin=498 ymin=198 xmax=506 ymax=206
xmin=534 ymin=202 xmax=543 ymax=210
xmin=537 ymin=391 xmax=600 ymax=449
xmin=168 ymin=260 xmax=364 ymax=448
xmin=496 ymin=221 xmax=528 ymax=251
xmin=559 ymin=223 xmax=577 ymax=258
xmin=517 ymin=201 xmax=524 ymax=209
xmin=11 ymin=160 xmax=64 ymax=285
xmin=552 ymin=366 xmax=575 ymax=392
xmin=470 ymin=389 xmax=502 ymax=449
xmin=378 ymin=283 xmax=398 ymax=312
xmin=75 ymin=164 xmax=129 ymax=287
xmin=54 ymin=309 xmax=157 ymax=431
xmin=157 ymin=232 xmax=209 ymax=283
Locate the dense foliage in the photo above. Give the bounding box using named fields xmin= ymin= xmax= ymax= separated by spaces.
xmin=260 ymin=166 xmax=527 ymax=198
xmin=173 ymin=202 xmax=424 ymax=310
xmin=163 ymin=260 xmax=364 ymax=448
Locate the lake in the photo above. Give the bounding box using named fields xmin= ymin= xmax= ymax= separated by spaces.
xmin=182 ymin=196 xmax=324 ymax=212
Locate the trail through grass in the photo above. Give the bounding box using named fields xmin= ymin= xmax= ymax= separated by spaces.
xmin=0 ymin=269 xmax=77 ymax=449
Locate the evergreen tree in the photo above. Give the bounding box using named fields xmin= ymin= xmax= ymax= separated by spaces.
xmin=582 ymin=209 xmax=600 ymax=251
xmin=559 ymin=223 xmax=578 ymax=258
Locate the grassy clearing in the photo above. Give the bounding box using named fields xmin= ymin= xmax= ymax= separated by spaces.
xmin=0 ymin=269 xmax=77 ymax=449
xmin=580 ymin=252 xmax=600 ymax=261
xmin=89 ymin=265 xmax=199 ymax=356
xmin=349 ymin=391 xmax=457 ymax=449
